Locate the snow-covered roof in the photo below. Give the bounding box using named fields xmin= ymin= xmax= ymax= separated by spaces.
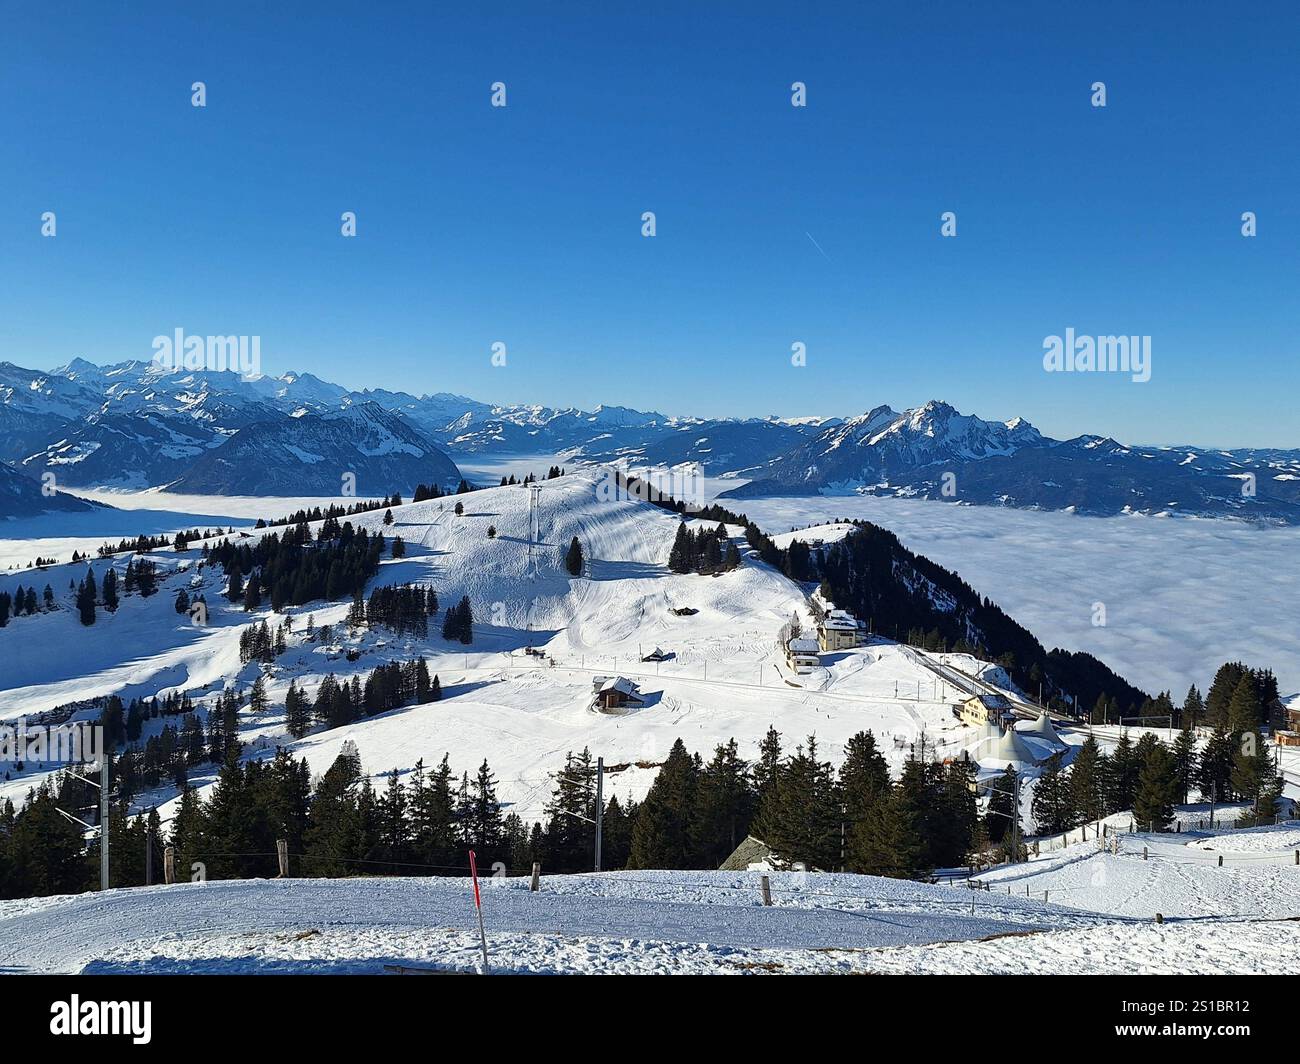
xmin=788 ymin=637 xmax=820 ymax=653
xmin=1017 ymin=711 xmax=1066 ymax=746
xmin=598 ymin=676 xmax=637 ymax=696
xmin=967 ymin=692 xmax=1012 ymax=710
xmin=987 ymin=726 xmax=1039 ymax=766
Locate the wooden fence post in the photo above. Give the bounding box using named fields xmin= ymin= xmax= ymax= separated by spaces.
xmin=164 ymin=846 xmax=175 ymax=885
xmin=760 ymin=875 xmax=772 ymax=906
xmin=1143 ymin=847 xmax=1148 ymax=861
xmin=1155 ymin=913 xmax=1163 ymax=924
xmin=1218 ymin=855 xmax=1223 ymax=867
xmin=276 ymin=838 xmax=289 ymax=878
xmin=530 ymin=861 xmax=541 ymax=892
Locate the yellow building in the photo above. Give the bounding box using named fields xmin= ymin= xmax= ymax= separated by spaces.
xmin=817 ymin=609 xmax=863 ymax=652
xmin=958 ymin=693 xmax=1015 ymax=729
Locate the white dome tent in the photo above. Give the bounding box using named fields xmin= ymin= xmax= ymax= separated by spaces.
xmin=1017 ymin=710 xmax=1066 ymax=749
xmin=983 ymin=725 xmax=1040 ymax=770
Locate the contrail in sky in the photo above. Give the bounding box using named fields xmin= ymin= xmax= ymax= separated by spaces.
xmin=805 ymin=232 xmax=832 ymax=262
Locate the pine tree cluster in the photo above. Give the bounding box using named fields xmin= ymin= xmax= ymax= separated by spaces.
xmin=237 ymin=618 xmax=292 ymax=664
xmin=205 ymin=520 xmax=383 ymax=611
xmin=0 ymin=585 xmax=43 ymax=625
xmin=258 ymin=494 xmax=405 ymax=530
xmin=362 ymin=583 xmax=438 ymax=636
xmin=667 ymin=522 xmax=742 ymax=575
xmin=440 ymin=596 xmax=474 ymax=643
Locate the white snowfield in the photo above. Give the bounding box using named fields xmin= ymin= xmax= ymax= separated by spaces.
xmin=0 ymin=468 xmax=1002 ymax=819
xmin=978 ymin=822 xmax=1300 ymax=921
xmin=0 ymin=849 xmax=1296 ymax=974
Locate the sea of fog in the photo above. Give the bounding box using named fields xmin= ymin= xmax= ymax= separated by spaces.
xmin=736 ymin=495 xmax=1300 ymax=699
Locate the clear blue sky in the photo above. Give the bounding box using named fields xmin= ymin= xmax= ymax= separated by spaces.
xmin=1 ymin=1 xmax=1296 ymax=447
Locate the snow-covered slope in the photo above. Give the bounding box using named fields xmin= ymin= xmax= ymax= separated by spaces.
xmin=0 ymin=861 xmax=1292 ymax=974
xmin=166 ymin=402 xmax=462 ymax=496
xmin=0 ymin=468 xmax=1014 ymax=821
xmin=0 ymin=462 xmax=98 ymax=518
xmin=0 ymin=869 xmax=1111 ymax=974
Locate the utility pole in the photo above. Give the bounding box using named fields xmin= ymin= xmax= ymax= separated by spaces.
xmin=99 ymin=754 xmax=109 ymax=890
xmin=594 ymin=756 xmax=604 ymax=873
xmin=1011 ymin=770 xmax=1022 ymax=863
xmin=527 ymin=483 xmax=540 ymax=565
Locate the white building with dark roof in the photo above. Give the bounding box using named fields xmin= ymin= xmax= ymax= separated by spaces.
xmin=785 ymin=636 xmax=821 ymax=673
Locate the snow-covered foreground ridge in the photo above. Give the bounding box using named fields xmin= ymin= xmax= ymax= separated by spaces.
xmin=2 ymin=849 xmax=1297 ymax=974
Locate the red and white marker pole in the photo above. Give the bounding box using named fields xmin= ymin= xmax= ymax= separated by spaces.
xmin=468 ymin=849 xmax=490 ymax=973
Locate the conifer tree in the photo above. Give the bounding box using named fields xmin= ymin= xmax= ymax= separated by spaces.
xmin=1133 ymin=742 xmax=1178 ymax=832
xmin=415 ymin=658 xmax=432 ymax=703
xmin=226 ymin=563 xmax=244 ymax=602
xmin=849 ymin=785 xmax=928 ymax=879
xmin=1226 ymin=673 xmax=1264 ymax=735
xmin=101 ymin=567 xmax=118 ymax=612
xmin=692 ymin=739 xmax=756 ymax=867
xmin=839 ymin=730 xmax=890 ymax=826
xmin=1231 ymin=729 xmax=1281 ymax=824
xmin=1103 ymin=732 xmax=1138 ymax=813
xmin=75 ymin=573 xmax=96 ymax=626
xmin=1205 ymin=662 xmax=1247 ymax=730
xmin=1030 ymin=752 xmax=1074 ymax=836
xmin=667 ymin=524 xmax=690 ymax=574
xmin=285 ymin=681 xmax=312 ymax=739
xmin=1068 ymin=736 xmax=1107 ymax=824
xmin=541 ymin=749 xmax=599 ymax=873
xmin=1196 ymin=728 xmax=1235 ymax=803
xmin=466 ymin=760 xmax=505 ymax=857
xmin=1172 ymin=725 xmax=1198 ymax=804
xmin=303 ymin=746 xmax=364 ymax=877
xmin=754 ymin=737 xmax=840 ymax=870
xmin=248 ymin=675 xmax=269 ymax=715
xmin=984 ymin=766 xmax=1019 ymax=849
xmin=593 ymin=796 xmax=630 ymax=871
xmin=751 ymin=725 xmax=784 ymax=816
xmin=628 ymin=740 xmax=700 ymax=869
xmin=564 ymin=536 xmax=584 ymax=576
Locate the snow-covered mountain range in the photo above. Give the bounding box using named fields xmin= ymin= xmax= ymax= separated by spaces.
xmin=1 ymin=358 xmax=1297 ymax=521
xmin=718 ymin=400 xmax=1300 ymax=522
